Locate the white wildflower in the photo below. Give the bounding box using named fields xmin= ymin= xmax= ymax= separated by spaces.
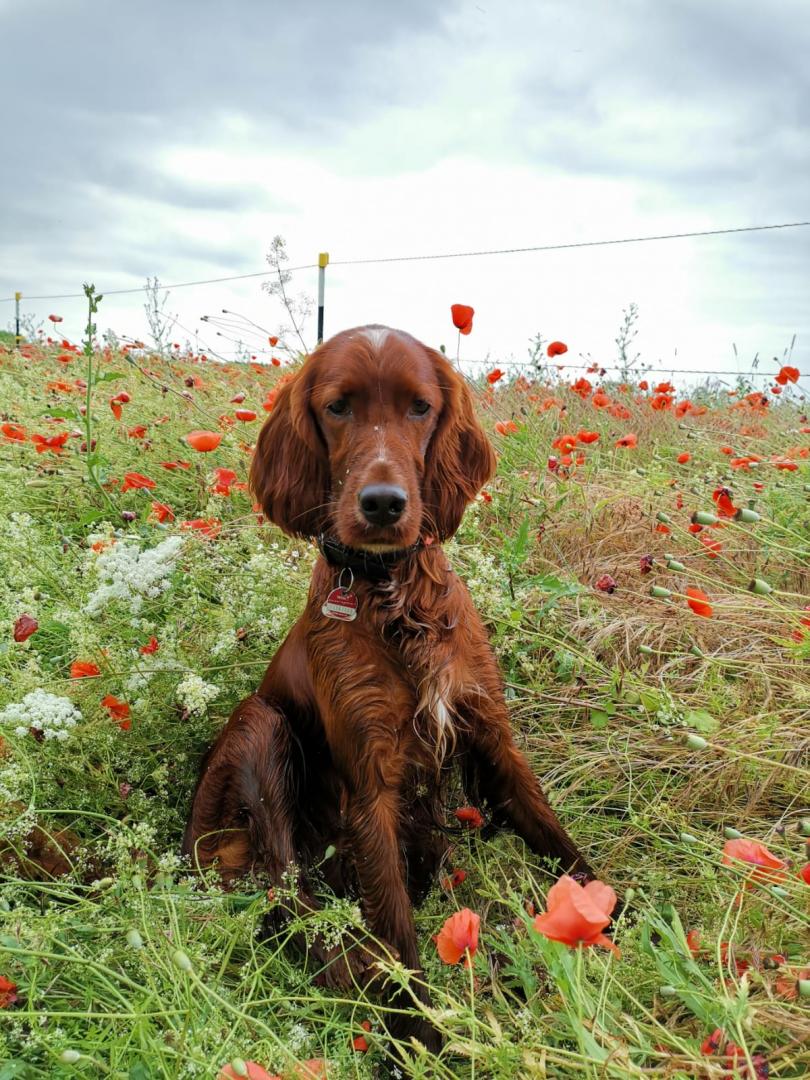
xmin=85 ymin=536 xmax=183 ymax=615
xmin=0 ymin=689 xmax=81 ymax=741
xmin=175 ymin=673 xmax=220 ymax=717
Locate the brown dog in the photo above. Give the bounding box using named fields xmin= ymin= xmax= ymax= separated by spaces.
xmin=183 ymin=325 xmax=592 ymax=1049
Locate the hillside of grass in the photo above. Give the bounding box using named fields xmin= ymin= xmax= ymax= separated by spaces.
xmin=0 ymin=327 xmax=808 ymax=1079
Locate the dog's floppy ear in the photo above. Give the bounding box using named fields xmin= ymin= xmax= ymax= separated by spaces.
xmin=422 ymin=348 xmax=497 ymax=540
xmin=249 ymin=364 xmax=331 ymax=538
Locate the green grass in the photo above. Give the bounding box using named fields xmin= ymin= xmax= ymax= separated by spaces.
xmin=0 ymin=334 xmax=808 ymax=1078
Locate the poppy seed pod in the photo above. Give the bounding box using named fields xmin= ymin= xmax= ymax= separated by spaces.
xmin=656 ymin=511 xmax=672 ymax=524
xmin=735 ymin=507 xmax=760 ymax=523
xmin=638 ymin=644 xmax=654 ymax=655
xmin=650 ymin=586 xmax=672 ymax=599
xmin=692 ymin=510 xmax=718 ymax=526
xmin=749 ymin=578 xmax=773 ymax=595
xmin=724 ymin=827 xmax=744 ymax=839
xmin=685 ymin=733 xmax=708 ymax=750
xmin=666 ymin=559 xmax=686 ymax=572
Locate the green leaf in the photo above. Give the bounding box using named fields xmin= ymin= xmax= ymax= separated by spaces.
xmin=685 ymin=709 xmax=718 ymax=733
xmin=95 ymin=370 xmax=126 ymax=383
xmin=589 ymin=709 xmax=610 ymax=729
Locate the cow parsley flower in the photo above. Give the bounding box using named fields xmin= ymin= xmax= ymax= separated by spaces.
xmin=175 ymin=673 xmax=220 ymax=717
xmin=85 ymin=536 xmax=183 ymax=615
xmin=0 ymin=689 xmax=81 ymax=741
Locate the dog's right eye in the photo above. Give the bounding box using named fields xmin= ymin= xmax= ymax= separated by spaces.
xmin=326 ymin=398 xmax=351 ymax=417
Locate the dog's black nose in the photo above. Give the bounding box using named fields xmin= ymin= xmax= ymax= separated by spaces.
xmin=358 ymin=484 xmax=407 ymax=526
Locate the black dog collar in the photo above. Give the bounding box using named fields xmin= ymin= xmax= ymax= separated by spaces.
xmin=317 ymin=533 xmax=423 ymax=582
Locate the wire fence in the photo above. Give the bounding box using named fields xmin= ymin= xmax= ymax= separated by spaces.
xmin=3 ymin=218 xmax=809 ymax=382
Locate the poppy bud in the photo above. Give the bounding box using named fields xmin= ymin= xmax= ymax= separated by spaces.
xmin=770 ymin=885 xmax=789 ymax=898
xmin=228 ymin=1061 xmax=249 ymax=1077
xmin=689 ymin=645 xmax=704 ymax=657
xmin=650 ymin=586 xmax=672 ymax=599
xmin=60 ymin=1051 xmax=82 ymax=1064
xmin=799 ymin=979 xmax=810 ymax=998
xmin=172 ymin=949 xmax=193 ymax=972
xmin=666 ymin=559 xmax=685 ymax=572
xmin=735 ymin=507 xmax=760 ymax=523
xmin=656 ymin=511 xmax=671 ymax=524
xmin=749 ymin=578 xmax=773 ymax=595
xmin=724 ymin=827 xmax=744 ymax=839
xmin=659 ymin=985 xmax=678 ymax=997
xmin=679 ymin=832 xmax=700 ymax=844
xmin=685 ymin=734 xmax=708 ymax=751
xmin=126 ymin=929 xmax=143 ymax=949
xmin=799 ymin=818 xmax=810 ymax=837
xmin=638 ymin=644 xmax=654 ymax=655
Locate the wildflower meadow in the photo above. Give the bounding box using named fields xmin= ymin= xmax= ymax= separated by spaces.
xmin=0 ymin=301 xmax=808 ymax=1078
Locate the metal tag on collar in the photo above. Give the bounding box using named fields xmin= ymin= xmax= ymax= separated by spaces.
xmin=322 ymin=567 xmax=358 ymax=622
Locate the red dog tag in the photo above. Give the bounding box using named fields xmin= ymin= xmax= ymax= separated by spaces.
xmin=322 ymin=587 xmax=358 ymax=622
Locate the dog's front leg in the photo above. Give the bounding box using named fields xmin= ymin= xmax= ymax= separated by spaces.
xmin=344 ymin=774 xmax=442 ymax=1053
xmin=462 ymin=696 xmax=594 ymax=879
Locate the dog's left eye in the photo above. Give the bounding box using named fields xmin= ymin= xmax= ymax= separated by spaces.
xmin=326 ymin=398 xmax=351 ymax=417
xmin=410 ymin=399 xmax=431 ymax=416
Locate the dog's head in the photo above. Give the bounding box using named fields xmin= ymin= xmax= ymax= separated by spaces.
xmin=250 ymin=326 xmax=496 ymax=548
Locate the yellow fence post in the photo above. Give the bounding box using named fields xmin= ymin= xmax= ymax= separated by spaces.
xmin=14 ymin=292 xmax=22 ymax=350
xmin=317 ymin=253 xmax=329 ymax=345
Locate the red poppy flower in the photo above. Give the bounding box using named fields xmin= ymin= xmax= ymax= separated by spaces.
xmin=547 ymin=341 xmax=568 ymax=357
xmin=455 ymin=806 xmax=484 ymax=828
xmin=686 ymin=929 xmax=701 ymax=957
xmin=674 ymin=400 xmax=694 ymax=418
xmin=676 ymin=452 xmax=691 ymax=464
xmin=615 ymin=433 xmax=638 ymax=448
xmin=235 ymin=409 xmax=257 ymax=422
xmin=159 ymin=461 xmax=191 ymax=470
xmin=712 ymin=487 xmax=737 ymax=518
xmin=71 ymin=661 xmax=101 ymax=678
xmin=775 ymin=365 xmax=799 ymax=385
xmin=721 ymin=838 xmax=786 ymax=882
xmin=212 ymin=467 xmax=238 ymax=496
xmin=181 ymin=518 xmax=222 ymax=539
xmin=685 ymin=587 xmax=713 ymax=618
xmin=494 ymin=420 xmax=519 ymax=436
xmin=650 ymin=393 xmax=673 ymax=411
xmin=435 ymin=907 xmax=480 ymax=965
xmin=639 ymin=554 xmax=654 ymax=574
xmin=268 ymin=336 xmax=279 ymax=347
xmin=186 ymin=430 xmax=222 ymax=452
xmin=655 ymin=523 xmax=671 ymax=534
xmin=799 ymin=863 xmax=810 ymax=885
xmin=47 ymin=314 xmax=63 ymax=323
xmin=591 ymin=390 xmax=611 ymax=409
xmin=773 ymin=458 xmax=798 ymax=471
xmin=127 ymin=424 xmax=148 ymax=439
xmin=654 ymin=381 xmax=674 ymax=394
xmin=231 ymin=392 xmax=246 ymax=403
xmin=486 ymin=368 xmax=504 ymax=385
xmin=532 ymin=875 xmax=618 ymax=954
xmin=451 ymin=304 xmax=475 ymax=335
xmin=576 ymin=430 xmax=599 ymax=444
xmin=140 ymin=636 xmax=160 ymax=655
xmin=701 ymin=1028 xmax=725 ymax=1056
xmin=638 ymin=380 xmax=649 ymax=391
xmin=552 ymin=434 xmax=578 ymax=453
xmin=442 ymin=868 xmax=468 ymax=889
xmin=101 ymin=694 xmax=131 ymax=729
xmin=13 ymin=614 xmax=39 ymax=642
xmin=120 ymin=472 xmax=156 ymax=492
xmin=1 ymin=423 xmax=27 ymax=442
xmin=30 ymin=431 xmax=70 ymax=454
xmin=0 ymin=976 xmax=18 ymax=1009
xmin=700 ymin=535 xmax=722 ymax=558
xmin=595 ymin=573 xmax=617 ymax=593
xmin=150 ymin=501 xmax=174 ymax=523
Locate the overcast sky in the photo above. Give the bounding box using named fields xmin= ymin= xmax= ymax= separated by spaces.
xmin=2 ymin=0 xmax=808 ymax=384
